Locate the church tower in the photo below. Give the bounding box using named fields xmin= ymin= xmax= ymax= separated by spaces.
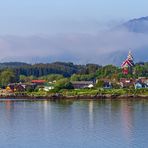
xmin=121 ymin=51 xmax=134 ymax=74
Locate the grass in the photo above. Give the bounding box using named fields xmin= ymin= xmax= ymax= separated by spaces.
xmin=14 ymin=88 xmax=148 ymax=97
xmin=55 ymin=88 xmax=148 ymax=96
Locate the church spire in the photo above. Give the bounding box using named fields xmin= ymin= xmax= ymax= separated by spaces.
xmin=121 ymin=50 xmax=134 ymax=74
xmin=127 ymin=50 xmax=133 ymax=61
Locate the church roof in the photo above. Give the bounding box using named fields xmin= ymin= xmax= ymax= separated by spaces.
xmin=121 ymin=51 xmax=134 ymax=68
xmin=121 ymin=59 xmax=134 ymax=68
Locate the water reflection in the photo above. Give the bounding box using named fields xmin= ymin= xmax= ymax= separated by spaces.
xmin=88 ymin=101 xmax=94 ymax=129
xmin=121 ymin=100 xmax=133 ymax=145
xmin=43 ymin=100 xmax=50 ymax=124
xmin=5 ymin=100 xmax=11 ymax=111
xmin=0 ymin=99 xmax=147 ymax=148
xmin=5 ymin=100 xmax=15 ymax=124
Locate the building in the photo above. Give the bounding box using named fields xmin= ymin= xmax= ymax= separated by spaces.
xmin=43 ymin=86 xmax=54 ymax=91
xmin=134 ymin=78 xmax=148 ymax=89
xmin=121 ymin=51 xmax=134 ymax=74
xmin=7 ymin=83 xmax=36 ymax=92
xmin=120 ymin=78 xmax=135 ymax=88
xmin=103 ymin=81 xmax=112 ymax=89
xmin=31 ymin=80 xmax=46 ymax=85
xmin=134 ymin=82 xmax=143 ymax=89
xmin=71 ymin=81 xmax=94 ymax=89
xmin=7 ymin=83 xmax=26 ymax=92
xmin=138 ymin=77 xmax=148 ymax=85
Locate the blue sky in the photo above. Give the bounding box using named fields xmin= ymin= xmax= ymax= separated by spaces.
xmin=0 ymin=0 xmax=148 ymax=64
xmin=0 ymin=0 xmax=148 ymax=35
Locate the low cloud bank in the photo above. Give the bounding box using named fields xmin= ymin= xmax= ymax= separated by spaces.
xmin=0 ymin=28 xmax=148 ymax=65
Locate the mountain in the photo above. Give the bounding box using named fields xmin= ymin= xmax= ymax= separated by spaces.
xmin=107 ymin=16 xmax=148 ymax=65
xmin=122 ymin=16 xmax=148 ymax=33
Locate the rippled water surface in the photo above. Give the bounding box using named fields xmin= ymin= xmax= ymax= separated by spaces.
xmin=0 ymin=99 xmax=148 ymax=148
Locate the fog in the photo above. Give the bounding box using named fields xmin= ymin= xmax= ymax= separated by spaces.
xmin=0 ymin=27 xmax=147 ymax=65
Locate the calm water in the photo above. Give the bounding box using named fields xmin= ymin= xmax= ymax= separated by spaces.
xmin=0 ymin=99 xmax=148 ymax=148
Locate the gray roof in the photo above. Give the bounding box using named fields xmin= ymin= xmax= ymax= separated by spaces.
xmin=71 ymin=81 xmax=94 ymax=85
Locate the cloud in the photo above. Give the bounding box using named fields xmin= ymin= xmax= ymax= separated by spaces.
xmin=0 ymin=28 xmax=148 ymax=65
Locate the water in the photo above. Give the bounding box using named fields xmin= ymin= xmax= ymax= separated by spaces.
xmin=0 ymin=99 xmax=147 ymax=148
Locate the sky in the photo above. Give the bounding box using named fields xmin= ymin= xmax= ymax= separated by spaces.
xmin=0 ymin=0 xmax=148 ymax=64
xmin=1 ymin=0 xmax=148 ymax=35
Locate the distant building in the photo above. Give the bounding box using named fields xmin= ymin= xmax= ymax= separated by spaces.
xmin=71 ymin=81 xmax=94 ymax=89
xmin=43 ymin=86 xmax=54 ymax=91
xmin=120 ymin=78 xmax=135 ymax=88
xmin=138 ymin=77 xmax=148 ymax=85
xmin=88 ymin=84 xmax=94 ymax=89
xmin=134 ymin=82 xmax=143 ymax=89
xmin=7 ymin=83 xmax=26 ymax=92
xmin=31 ymin=80 xmax=46 ymax=85
xmin=7 ymin=83 xmax=36 ymax=92
xmin=134 ymin=78 xmax=148 ymax=89
xmin=121 ymin=51 xmax=134 ymax=74
xmin=103 ymin=81 xmax=112 ymax=89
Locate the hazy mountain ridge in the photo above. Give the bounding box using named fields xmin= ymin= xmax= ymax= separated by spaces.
xmin=122 ymin=16 xmax=148 ymax=33
xmin=0 ymin=16 xmax=147 ymax=65
xmin=108 ymin=16 xmax=148 ymax=65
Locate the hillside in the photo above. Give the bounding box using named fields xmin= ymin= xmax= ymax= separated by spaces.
xmin=0 ymin=62 xmax=101 ymax=77
xmin=0 ymin=61 xmax=147 ymax=78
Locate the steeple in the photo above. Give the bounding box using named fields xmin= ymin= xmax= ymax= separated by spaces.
xmin=121 ymin=50 xmax=134 ymax=74
xmin=127 ymin=50 xmax=133 ymax=61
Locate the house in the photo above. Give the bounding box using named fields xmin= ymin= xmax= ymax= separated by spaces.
xmin=134 ymin=78 xmax=148 ymax=89
xmin=134 ymin=82 xmax=148 ymax=89
xmin=96 ymin=78 xmax=114 ymax=87
xmin=43 ymin=86 xmax=54 ymax=91
xmin=134 ymin=82 xmax=143 ymax=89
xmin=103 ymin=81 xmax=112 ymax=89
xmin=135 ymin=77 xmax=148 ymax=89
xmin=7 ymin=83 xmax=37 ymax=92
xmin=120 ymin=78 xmax=135 ymax=88
xmin=71 ymin=81 xmax=94 ymax=89
xmin=7 ymin=83 xmax=26 ymax=92
xmin=138 ymin=77 xmax=148 ymax=85
xmin=144 ymin=83 xmax=148 ymax=88
xmin=31 ymin=80 xmax=46 ymax=85
xmin=88 ymin=84 xmax=94 ymax=89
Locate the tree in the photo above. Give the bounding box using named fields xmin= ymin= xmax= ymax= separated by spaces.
xmin=70 ymin=74 xmax=95 ymax=81
xmin=96 ymin=80 xmax=104 ymax=88
xmin=0 ymin=69 xmax=15 ymax=87
xmin=39 ymin=74 xmax=64 ymax=82
xmin=55 ymin=78 xmax=74 ymax=91
xmin=19 ymin=75 xmax=27 ymax=83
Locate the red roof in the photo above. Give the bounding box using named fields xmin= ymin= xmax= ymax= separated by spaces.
xmin=121 ymin=59 xmax=134 ymax=68
xmin=31 ymin=80 xmax=46 ymax=83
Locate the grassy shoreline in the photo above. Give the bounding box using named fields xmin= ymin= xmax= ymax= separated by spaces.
xmin=0 ymin=88 xmax=147 ymax=100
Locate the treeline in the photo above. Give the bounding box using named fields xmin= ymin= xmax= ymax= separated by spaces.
xmin=0 ymin=62 xmax=30 ymax=69
xmin=0 ymin=62 xmax=101 ymax=77
xmin=0 ymin=61 xmax=147 ymax=87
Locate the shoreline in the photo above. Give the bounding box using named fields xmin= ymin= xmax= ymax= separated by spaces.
xmin=0 ymin=94 xmax=148 ymax=100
